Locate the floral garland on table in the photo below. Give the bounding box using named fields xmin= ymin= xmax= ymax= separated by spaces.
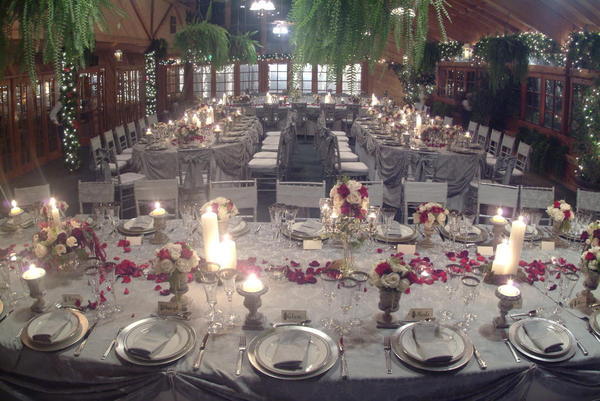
xmin=40 ymin=200 xmax=69 ymax=220
xmin=201 ymin=197 xmax=239 ymax=221
xmin=153 ymin=242 xmax=200 ymax=275
xmin=173 ymin=123 xmax=206 ymax=146
xmin=546 ymin=200 xmax=574 ymax=231
xmin=31 ymin=219 xmax=106 ymax=270
xmin=582 ymin=247 xmax=599 ymax=273
xmin=581 ymin=220 xmax=600 ymax=248
xmin=413 ymin=202 xmax=449 ymax=227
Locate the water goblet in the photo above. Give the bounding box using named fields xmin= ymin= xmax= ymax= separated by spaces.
xmin=104 ymin=203 xmax=120 ymax=239
xmin=97 ymin=261 xmax=121 ymax=318
xmin=319 ymin=269 xmax=341 ymax=329
xmin=335 ymin=277 xmax=358 ymax=335
xmin=349 ymin=271 xmax=369 ymax=327
xmin=218 ymin=268 xmax=238 ymax=328
xmin=380 ymin=207 xmax=396 ymax=242
xmin=458 ymin=275 xmax=480 ymax=332
xmin=268 ymin=204 xmax=282 ymax=240
xmin=198 ymin=263 xmax=224 ymax=333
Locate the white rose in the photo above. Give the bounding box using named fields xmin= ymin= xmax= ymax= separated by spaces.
xmin=166 ymin=243 xmax=182 ymax=260
xmin=158 ymin=259 xmax=175 ymax=274
xmin=559 ymin=202 xmax=571 ymax=211
xmin=397 ymin=278 xmax=410 ymax=293
xmin=55 ymin=244 xmax=67 ymax=256
xmin=34 ymin=243 xmax=48 ymax=258
xmin=436 ymin=214 xmax=446 ymax=225
xmin=347 ymin=180 xmax=362 ymax=192
xmin=427 ymin=214 xmax=435 ymax=224
xmin=33 ymin=234 xmax=39 ymax=242
xmin=553 ymin=212 xmax=564 ymax=222
xmin=176 ymin=258 xmax=193 ymax=273
xmin=380 ymin=272 xmax=401 ymax=288
xmin=347 ymin=192 xmax=361 ymax=205
xmin=66 ymin=236 xmax=78 ymax=248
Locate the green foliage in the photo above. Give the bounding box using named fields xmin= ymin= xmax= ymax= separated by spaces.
xmin=516 ymin=127 xmax=568 ymax=179
xmin=420 ymin=42 xmax=441 ymax=75
xmin=470 ymin=74 xmax=520 ymax=131
xmin=229 ymin=32 xmax=260 ymax=64
xmin=290 ymin=0 xmax=450 ymax=76
xmin=0 ymin=0 xmax=118 ymax=84
xmin=174 ymin=21 xmax=230 ymax=68
xmin=518 ymin=32 xmax=563 ymax=66
xmin=146 ymin=39 xmax=169 ymax=60
xmin=484 ymin=35 xmax=529 ymax=93
xmin=439 ymin=40 xmax=462 ymax=61
xmin=430 ymin=100 xmax=455 ymax=117
xmin=567 ymin=32 xmax=600 ymax=71
xmin=570 ymin=81 xmax=600 ymax=187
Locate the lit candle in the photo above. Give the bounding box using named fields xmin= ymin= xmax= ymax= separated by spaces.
xmin=168 ymin=120 xmax=174 ymax=126
xmin=217 ymin=234 xmax=237 ymax=270
xmin=242 ymin=273 xmax=264 ymax=293
xmin=498 ymin=279 xmax=520 ymax=297
xmin=149 ymin=201 xmax=166 ymax=217
xmin=201 ymin=210 xmax=219 ymax=264
xmin=367 ymin=212 xmax=377 ymax=223
xmin=146 ymin=128 xmax=153 ymax=136
xmin=415 ymin=115 xmax=422 ymax=134
xmin=507 ymin=216 xmax=526 ymax=275
xmin=49 ymin=197 xmax=60 ymax=225
xmin=9 ymin=200 xmax=23 ymax=217
xmin=491 ymin=239 xmax=512 ymax=275
xmin=22 ymin=264 xmax=46 ymax=281
xmin=214 ymin=124 xmax=222 ymax=133
xmin=491 ymin=208 xmax=506 ymax=224
xmin=465 ymin=132 xmax=471 ymax=140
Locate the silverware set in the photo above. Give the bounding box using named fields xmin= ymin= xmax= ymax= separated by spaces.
xmin=472 ymin=345 xmax=487 ymax=370
xmin=235 ymin=335 xmax=246 ymax=376
xmin=338 ymin=336 xmax=348 ymax=379
xmin=74 ymin=320 xmax=98 ymax=357
xmin=383 ymin=336 xmax=392 ymax=374
xmin=101 ymin=327 xmax=122 ymax=360
xmin=193 ymin=332 xmax=210 ymax=371
xmin=503 ymin=337 xmax=521 ymax=363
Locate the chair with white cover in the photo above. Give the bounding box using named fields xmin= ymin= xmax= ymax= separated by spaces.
xmin=443 ymin=116 xmax=453 ymax=126
xmin=14 ymin=184 xmax=51 ymax=208
xmin=116 ymin=125 xmax=133 ymax=154
xmin=177 ymin=149 xmax=211 ymax=201
xmin=499 ymin=134 xmax=516 ymax=158
xmin=467 ymin=121 xmax=478 ymax=137
xmin=249 ymin=129 xmax=290 ymax=184
xmin=115 ymin=126 xmax=134 ymax=154
xmin=147 ymin=114 xmax=158 ymax=126
xmin=276 ymin=180 xmax=325 ymax=216
xmin=511 ymin=142 xmax=531 ymax=181
xmin=326 ymin=135 xmax=368 ymax=179
xmin=90 ymin=135 xmax=105 ymax=169
xmin=105 ymin=151 xmax=145 ymax=218
xmin=137 ymin=118 xmax=147 ymax=137
xmin=265 ymin=131 xmax=281 ymax=137
xmin=476 ymin=182 xmax=519 ymax=223
xmin=210 ymin=180 xmax=258 ymax=221
xmin=362 ymin=180 xmax=384 ymax=207
xmin=402 ymin=181 xmax=448 ymax=224
xmin=78 ymin=181 xmax=115 ymax=214
xmin=103 ymin=130 xmax=129 ymax=172
xmin=519 ymin=185 xmax=554 ymax=226
xmin=577 ymin=189 xmax=600 ymax=217
xmin=484 ymin=129 xmax=502 ymax=174
xmin=476 ymin=125 xmax=489 ymax=148
xmin=134 ymin=179 xmax=179 ymax=217
xmin=126 ymin=122 xmax=138 ymax=148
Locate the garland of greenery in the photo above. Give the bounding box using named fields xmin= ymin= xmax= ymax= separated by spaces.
xmin=0 ymin=0 xmax=117 ymax=84
xmin=439 ymin=41 xmax=463 ymax=61
xmin=144 ymin=51 xmax=157 ymax=117
xmin=290 ymin=0 xmax=450 ymax=76
xmin=59 ymin=55 xmax=80 ymax=172
xmin=175 ymin=21 xmax=230 ymax=68
xmin=567 ymin=32 xmax=600 ymax=70
xmin=518 ymin=32 xmax=563 ymax=66
xmin=229 ymin=32 xmax=260 ymax=64
xmin=572 ymin=81 xmax=600 ymax=186
xmin=516 ymin=126 xmax=568 ymax=179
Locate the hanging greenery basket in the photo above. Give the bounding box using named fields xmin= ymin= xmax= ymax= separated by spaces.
xmin=174 ymin=21 xmax=230 ymax=68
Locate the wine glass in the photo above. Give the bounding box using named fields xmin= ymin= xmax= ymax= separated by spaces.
xmin=380 ymin=207 xmax=396 ymax=242
xmin=199 ymin=263 xmax=224 ymax=333
xmin=458 ymin=275 xmax=480 ymax=332
xmin=268 ymin=203 xmax=282 ymax=240
xmin=284 ymin=206 xmax=299 ymax=248
xmin=349 ymin=271 xmax=369 ymax=327
xmin=438 ymin=265 xmax=461 ymax=322
xmin=335 ymin=277 xmax=358 ymax=335
xmin=447 ymin=210 xmax=460 ymax=250
xmin=97 ymin=261 xmax=121 ymax=318
xmin=104 ymin=203 xmax=120 ymax=239
xmin=319 ymin=269 xmax=341 ymax=329
xmin=218 ymin=268 xmax=238 ymax=328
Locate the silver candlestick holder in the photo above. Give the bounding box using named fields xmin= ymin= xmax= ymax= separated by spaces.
xmin=493 ymin=286 xmax=521 ymax=329
xmin=150 ymin=215 xmax=169 ymax=245
xmin=236 ymin=285 xmax=269 ymax=330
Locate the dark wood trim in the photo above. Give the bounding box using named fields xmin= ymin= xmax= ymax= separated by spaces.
xmin=153 ymin=3 xmax=174 ymax=38
xmin=130 ymin=0 xmax=153 ymax=41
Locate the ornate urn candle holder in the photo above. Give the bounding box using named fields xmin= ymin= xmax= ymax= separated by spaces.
xmin=493 ymin=280 xmax=521 ymax=329
xmin=149 ymin=202 xmax=168 ymax=245
xmin=22 ymin=264 xmax=48 ymax=313
xmin=236 ymin=273 xmax=268 ymax=330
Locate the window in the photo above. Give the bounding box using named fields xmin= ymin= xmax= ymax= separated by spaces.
xmin=240 ymin=64 xmax=259 ymax=94
xmin=466 ymin=71 xmax=478 ymax=94
xmin=342 ymin=64 xmax=362 ymax=95
xmin=544 ymin=79 xmax=563 ymax=131
xmin=454 ymin=70 xmax=465 ymax=97
xmin=193 ymin=65 xmax=212 ymax=99
xmin=170 ymin=16 xmax=177 ymax=34
xmin=317 ymin=65 xmax=336 ymax=93
xmin=445 ymin=70 xmax=455 ymax=98
xmin=268 ymin=63 xmax=288 ymax=93
xmin=525 ymin=77 xmax=541 ymax=124
xmin=295 ymin=64 xmax=313 ymax=94
xmin=215 ymin=64 xmax=234 ymax=97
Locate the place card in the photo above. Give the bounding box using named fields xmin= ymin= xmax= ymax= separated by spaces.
xmin=281 ymin=309 xmax=308 ymax=323
xmin=477 ymin=246 xmax=494 ymax=256
xmin=397 ymin=244 xmax=416 ymax=254
xmin=303 ymin=240 xmax=322 ymax=250
xmin=541 ymin=241 xmax=555 ymax=251
xmin=126 ymin=236 xmax=143 ymax=246
xmin=405 ymin=308 xmax=434 ymax=321
xmin=61 ymin=294 xmax=83 ymax=307
xmin=157 ymin=301 xmax=183 ymax=316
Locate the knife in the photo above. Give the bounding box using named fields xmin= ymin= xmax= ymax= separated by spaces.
xmin=472 ymin=345 xmax=487 ymax=370
xmin=338 ymin=336 xmax=348 ymax=380
xmin=193 ymin=332 xmax=210 ymax=371
xmin=74 ymin=320 xmax=98 ymax=357
xmin=101 ymin=327 xmax=122 ymax=360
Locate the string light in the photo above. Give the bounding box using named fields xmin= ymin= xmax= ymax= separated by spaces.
xmin=59 ymin=53 xmax=80 ymax=172
xmin=145 ymin=50 xmax=157 ymax=116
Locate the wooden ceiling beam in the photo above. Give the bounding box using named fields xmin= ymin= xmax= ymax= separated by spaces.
xmin=548 ymin=0 xmax=599 ymax=28
xmin=130 ymin=0 xmax=153 ymax=41
xmin=451 ymin=0 xmax=527 ymax=34
xmin=572 ymin=0 xmax=600 ymax=26
xmin=444 ymin=10 xmax=508 ymax=40
xmin=152 ymin=3 xmax=174 ymax=38
xmin=478 ymin=0 xmax=541 ymax=34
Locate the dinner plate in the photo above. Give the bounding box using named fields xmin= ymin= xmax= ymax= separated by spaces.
xmin=115 ymin=317 xmax=196 ymax=366
xmin=508 ymin=318 xmax=576 ymax=363
xmin=503 ymin=224 xmax=540 ymax=240
xmin=391 ymin=323 xmax=473 ymax=372
xmin=399 ymin=323 xmax=466 ymax=364
xmin=514 ymin=320 xmax=571 ymax=357
xmin=124 ymin=320 xmax=193 ymax=361
xmin=590 ymin=310 xmax=600 ymax=335
xmin=375 ymin=223 xmax=416 ymax=243
xmin=0 ymin=300 xmax=5 ymax=320
xmin=247 ymin=326 xmax=338 ymax=380
xmin=21 ymin=310 xmax=88 ymax=352
xmin=27 ymin=310 xmax=81 ymax=345
xmin=283 ymin=220 xmax=326 ymax=240
xmin=439 ymin=225 xmax=489 ymax=244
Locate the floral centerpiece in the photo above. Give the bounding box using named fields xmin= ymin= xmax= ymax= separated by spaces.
xmin=326 ymin=178 xmax=369 ymax=275
xmin=413 ymin=202 xmax=449 ymax=248
xmin=31 ymin=219 xmax=105 ymax=271
xmin=546 ymin=200 xmax=574 ymax=232
xmin=582 ymin=247 xmax=599 ymax=273
xmin=370 ymin=254 xmax=417 ymax=328
xmin=173 ymin=122 xmax=206 ymax=147
xmin=581 ymin=220 xmax=600 ymax=248
xmin=201 ymin=197 xmax=239 ymax=234
xmin=153 ymin=242 xmax=200 ymax=309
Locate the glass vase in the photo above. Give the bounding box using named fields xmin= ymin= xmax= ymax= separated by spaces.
xmin=341 ymin=239 xmax=355 ymax=277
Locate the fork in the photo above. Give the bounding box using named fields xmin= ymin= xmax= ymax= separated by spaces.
xmin=383 ymin=336 xmax=392 ymax=374
xmin=235 ymin=335 xmax=246 ymax=376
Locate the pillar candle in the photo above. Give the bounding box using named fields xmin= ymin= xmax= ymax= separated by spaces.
xmin=491 ymin=240 xmax=512 ymax=275
xmin=201 ymin=210 xmax=219 ymax=264
xmin=508 ymin=216 xmax=526 ymax=275
xmin=218 ymin=234 xmax=237 ymax=270
xmin=22 ymin=264 xmax=46 ymax=281
xmin=49 ymin=198 xmax=60 ymax=226
xmin=149 ymin=201 xmax=166 ymax=217
xmin=498 ymin=279 xmax=520 ymax=297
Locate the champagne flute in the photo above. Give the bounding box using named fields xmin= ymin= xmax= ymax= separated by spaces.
xmin=218 ymin=268 xmax=238 ymax=327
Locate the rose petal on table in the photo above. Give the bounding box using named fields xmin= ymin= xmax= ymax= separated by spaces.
xmin=154 ymin=285 xmax=162 ymax=291
xmin=121 ymin=276 xmax=131 ymax=284
xmin=124 ymin=288 xmax=130 ymax=295
xmin=309 ymin=260 xmax=320 ymax=267
xmin=159 ymin=289 xmax=170 ymax=296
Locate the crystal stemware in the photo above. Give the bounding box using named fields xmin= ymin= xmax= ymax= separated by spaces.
xmin=199 ymin=263 xmax=224 ymax=333
xmin=458 ymin=275 xmax=480 ymax=332
xmin=380 ymin=207 xmax=396 ymax=242
xmin=349 ymin=271 xmax=368 ymax=326
xmin=97 ymin=261 xmax=121 ymax=318
xmin=319 ymin=269 xmax=341 ymax=329
xmin=438 ymin=265 xmax=461 ymax=322
xmin=284 ymin=206 xmax=299 ymax=248
xmin=218 ymin=268 xmax=238 ymax=328
xmin=335 ymin=277 xmax=358 ymax=335
xmin=104 ymin=203 xmax=120 ymax=239
xmin=268 ymin=203 xmax=282 ymax=240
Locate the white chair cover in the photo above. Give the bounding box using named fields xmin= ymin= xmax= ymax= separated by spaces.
xmin=276 ymin=181 xmax=325 ymax=209
xmin=14 ymin=184 xmax=51 ymax=207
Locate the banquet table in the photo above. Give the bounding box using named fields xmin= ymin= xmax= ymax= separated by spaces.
xmin=1 ymin=222 xmax=600 ymax=401
xmin=350 ymin=121 xmax=485 ymax=211
xmin=131 ymin=118 xmax=263 ymax=180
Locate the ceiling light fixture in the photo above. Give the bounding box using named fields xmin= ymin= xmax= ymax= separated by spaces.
xmin=250 ymin=0 xmax=275 ymax=13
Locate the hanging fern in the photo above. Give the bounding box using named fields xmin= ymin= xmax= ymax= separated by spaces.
xmin=229 ymin=32 xmax=261 ymax=64
xmin=0 ymin=0 xmax=118 ymax=84
xmin=175 ymin=21 xmax=230 ymax=68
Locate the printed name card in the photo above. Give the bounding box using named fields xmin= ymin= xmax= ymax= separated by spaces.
xmin=157 ymin=301 xmax=183 ymax=316
xmin=281 ymin=310 xmax=308 ymax=323
xmin=406 ymin=308 xmax=434 ymax=321
xmin=477 ymin=246 xmax=494 ymax=256
xmin=127 ymin=236 xmax=143 ymax=246
xmin=61 ymin=294 xmax=83 ymax=307
xmin=541 ymin=241 xmax=555 ymax=251
xmin=303 ymin=240 xmax=322 ymax=250
xmin=397 ymin=244 xmax=416 ymax=254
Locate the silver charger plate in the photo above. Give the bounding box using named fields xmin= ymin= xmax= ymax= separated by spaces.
xmin=21 ymin=309 xmax=89 ymax=352
xmin=391 ymin=323 xmax=473 ymax=372
xmin=27 ymin=310 xmax=81 ymax=345
xmin=439 ymin=225 xmax=489 ymax=244
xmin=117 ymin=221 xmax=156 ymax=236
xmin=281 ymin=221 xmax=327 ymax=241
xmin=398 ymin=323 xmax=466 ymax=364
xmin=115 ymin=317 xmax=196 ymax=366
xmin=503 ymin=224 xmax=542 ymax=242
xmin=508 ymin=318 xmax=576 ymax=363
xmin=375 ymin=223 xmax=417 ymax=244
xmin=591 ymin=310 xmax=600 ymax=335
xmin=247 ymin=326 xmax=338 ymax=380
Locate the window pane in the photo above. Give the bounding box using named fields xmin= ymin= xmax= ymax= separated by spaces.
xmin=193 ymin=65 xmax=212 ymax=99
xmin=215 ymin=64 xmax=234 ymax=96
xmin=317 ymin=65 xmax=336 ymax=93
xmin=342 ymin=64 xmax=362 ymax=95
xmin=268 ymin=63 xmax=288 ymax=93
xmin=240 ymin=64 xmax=258 ymax=94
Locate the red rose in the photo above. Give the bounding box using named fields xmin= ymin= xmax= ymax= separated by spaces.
xmin=375 ymin=262 xmax=393 ymax=276
xmin=553 ymin=201 xmax=560 ymax=208
xmin=581 ymin=231 xmax=590 ymax=241
xmin=337 ymin=184 xmax=350 ymax=198
xmin=157 ymin=248 xmax=171 ymax=260
xmin=563 ymin=210 xmax=571 ymax=219
xmin=358 ymin=185 xmax=368 ymax=199
xmin=180 ymin=246 xmax=193 ymax=259
xmin=340 ymin=202 xmax=351 ymax=216
xmin=585 ymin=252 xmax=596 ymax=261
xmin=211 ymin=203 xmax=219 ymax=213
xmin=419 ymin=212 xmax=428 ymax=224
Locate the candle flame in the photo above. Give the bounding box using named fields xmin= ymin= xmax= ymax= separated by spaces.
xmin=168 ymin=120 xmax=173 ymax=125
xmin=154 ymin=201 xmax=161 ymax=210
xmin=49 ymin=197 xmax=56 ymax=208
xmin=518 ymin=215 xmax=524 ymax=222
xmin=27 ymin=263 xmax=36 ymax=272
xmin=497 ymin=208 xmax=503 ymax=217
xmin=507 ymin=279 xmax=514 ymax=286
xmin=11 ymin=200 xmax=17 ymax=208
xmin=223 ymin=234 xmax=231 ymax=241
xmin=146 ymin=128 xmax=152 ymax=135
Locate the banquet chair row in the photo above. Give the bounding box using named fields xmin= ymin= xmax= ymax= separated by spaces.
xmin=13 ymin=184 xmax=51 ymax=207
xmin=320 ymin=129 xmax=369 ymax=180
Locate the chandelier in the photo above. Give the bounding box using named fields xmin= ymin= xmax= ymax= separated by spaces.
xmin=250 ymin=0 xmax=275 ymax=12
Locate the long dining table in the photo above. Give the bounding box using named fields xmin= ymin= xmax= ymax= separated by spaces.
xmin=350 ymin=121 xmax=485 ymax=211
xmin=0 ymin=220 xmax=599 ymax=401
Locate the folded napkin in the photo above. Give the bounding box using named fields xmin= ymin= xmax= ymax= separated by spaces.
xmin=292 ymin=220 xmax=322 ymax=236
xmin=31 ymin=311 xmax=73 ymax=345
xmin=272 ymin=331 xmax=311 ymax=371
xmin=127 ymin=321 xmax=177 ymax=360
xmin=522 ymin=320 xmax=564 ymax=353
xmin=125 ymin=216 xmax=153 ymax=231
xmin=411 ymin=323 xmax=454 ymax=364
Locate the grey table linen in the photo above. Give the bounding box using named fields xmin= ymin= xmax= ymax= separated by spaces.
xmin=1 ymin=223 xmax=600 ymax=401
xmin=351 ymin=122 xmax=484 ymax=210
xmin=132 ymin=118 xmax=262 ymax=181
